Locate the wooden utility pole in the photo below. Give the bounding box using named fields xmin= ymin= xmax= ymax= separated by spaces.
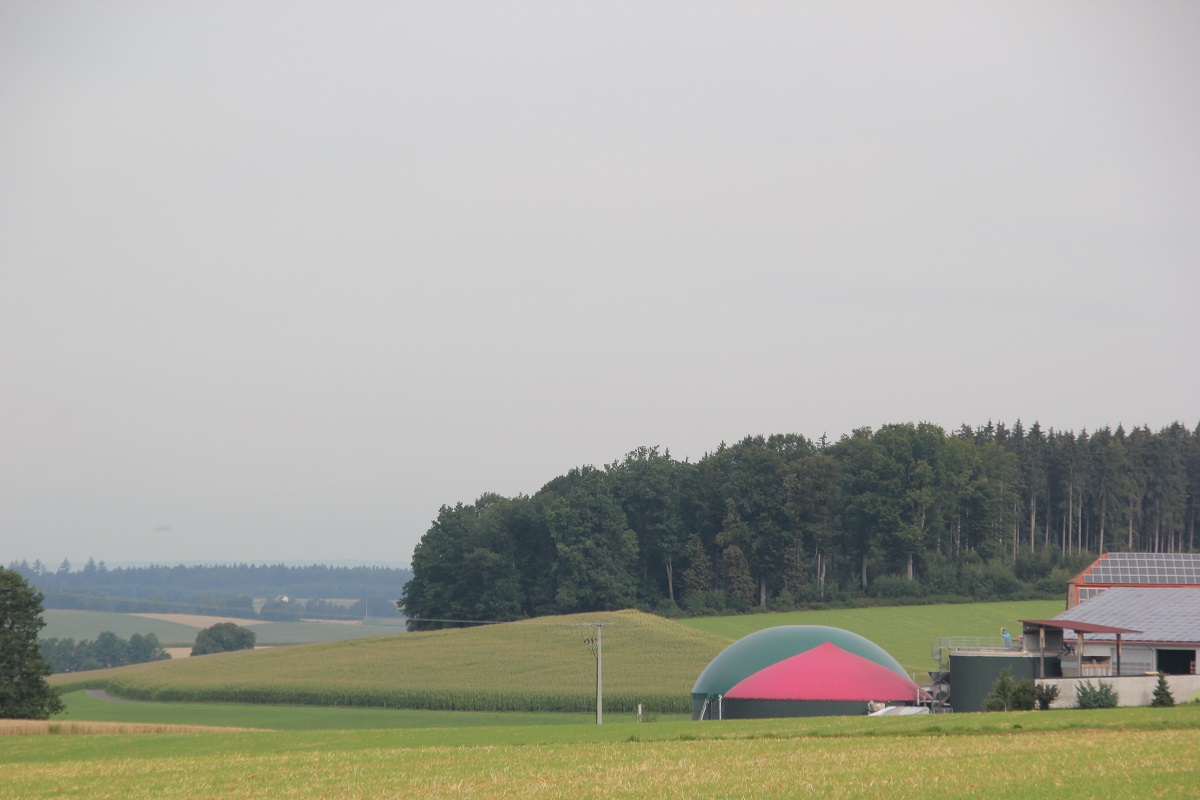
xmin=579 ymin=622 xmax=611 ymax=725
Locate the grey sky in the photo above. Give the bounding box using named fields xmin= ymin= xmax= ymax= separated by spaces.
xmin=2 ymin=1 xmax=1197 ymax=568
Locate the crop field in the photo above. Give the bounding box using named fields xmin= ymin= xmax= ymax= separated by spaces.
xmin=42 ymin=609 xmax=409 ymax=648
xmin=3 ymin=705 xmax=1198 ymax=799
xmin=42 ymin=610 xmax=206 ymax=646
xmin=0 ymin=720 xmax=257 ymax=735
xmin=50 ymin=609 xmax=731 ymax=713
xmin=681 ymin=599 xmax=1064 ymax=678
xmin=47 ymin=602 xmax=1064 ymax=713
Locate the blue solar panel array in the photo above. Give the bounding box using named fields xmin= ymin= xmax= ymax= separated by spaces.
xmin=1082 ymin=553 xmax=1200 ymax=585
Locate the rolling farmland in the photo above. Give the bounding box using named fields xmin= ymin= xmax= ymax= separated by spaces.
xmin=50 ymin=609 xmax=731 ymax=713
xmin=41 ymin=609 xmax=409 ymax=648
xmin=22 ymin=601 xmax=1200 ymax=798
xmin=47 ymin=602 xmax=1062 ymax=712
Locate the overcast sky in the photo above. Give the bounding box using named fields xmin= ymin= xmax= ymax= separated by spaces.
xmin=2 ymin=1 xmax=1196 ymax=569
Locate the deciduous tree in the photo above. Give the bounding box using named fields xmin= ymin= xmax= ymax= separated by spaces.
xmin=191 ymin=622 xmax=256 ymax=656
xmin=0 ymin=567 xmax=63 ymax=718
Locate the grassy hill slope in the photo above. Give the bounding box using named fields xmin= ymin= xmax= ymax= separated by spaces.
xmin=48 ymin=601 xmax=1066 ymax=714
xmin=50 ymin=610 xmax=732 ymax=714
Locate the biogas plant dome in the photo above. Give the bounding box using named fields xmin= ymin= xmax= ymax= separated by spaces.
xmin=691 ymin=625 xmax=923 ymax=719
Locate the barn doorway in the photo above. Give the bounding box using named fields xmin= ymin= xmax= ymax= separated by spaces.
xmin=1155 ymin=649 xmax=1196 ymax=675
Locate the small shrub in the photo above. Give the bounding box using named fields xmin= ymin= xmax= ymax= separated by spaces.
xmin=1033 ymin=683 xmax=1059 ymax=710
xmin=1075 ymin=680 xmax=1119 ymax=709
xmin=768 ymin=589 xmax=796 ymax=612
xmin=983 ymin=668 xmax=1034 ymax=712
xmin=682 ymin=590 xmax=730 ymax=616
xmin=1151 ymin=672 xmax=1175 ymax=708
xmin=649 ymin=599 xmax=685 ymax=619
xmin=869 ymin=574 xmax=926 ymax=600
xmin=1032 ymin=568 xmax=1074 ymax=598
xmin=960 ymin=561 xmax=1024 ymax=601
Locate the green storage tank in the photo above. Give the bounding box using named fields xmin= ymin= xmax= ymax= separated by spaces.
xmin=948 ymin=652 xmax=1039 ymax=712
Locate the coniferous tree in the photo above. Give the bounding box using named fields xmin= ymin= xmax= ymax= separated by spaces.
xmin=680 ymin=532 xmax=715 ymax=600
xmin=720 ymin=544 xmax=755 ymax=608
xmin=1151 ymin=672 xmax=1175 ymax=707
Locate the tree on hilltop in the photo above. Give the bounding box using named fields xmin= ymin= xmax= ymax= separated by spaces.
xmin=191 ymin=622 xmax=256 ymax=656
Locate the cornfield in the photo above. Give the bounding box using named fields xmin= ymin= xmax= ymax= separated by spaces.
xmin=51 ymin=609 xmax=730 ymax=714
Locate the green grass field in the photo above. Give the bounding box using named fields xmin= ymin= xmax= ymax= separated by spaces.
xmin=4 ymin=705 xmax=1198 ymax=799
xmin=42 ymin=610 xmax=205 ymax=645
xmin=41 ymin=609 xmax=408 ymax=647
xmin=22 ymin=602 xmax=1197 ymax=798
xmin=55 ymin=690 xmax=615 ymax=729
xmin=681 ymin=599 xmax=1065 ymax=678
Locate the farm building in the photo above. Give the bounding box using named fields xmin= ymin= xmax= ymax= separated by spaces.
xmin=1067 ymin=551 xmax=1200 ymax=608
xmin=691 ymin=625 xmax=925 ymax=719
xmin=940 ymin=575 xmax=1200 ymax=711
xmin=1026 ymin=587 xmax=1200 ymax=677
xmin=1021 ymin=586 xmax=1200 ymax=707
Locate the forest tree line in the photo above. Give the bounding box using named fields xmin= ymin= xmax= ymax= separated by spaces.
xmin=4 ymin=562 xmax=410 ymax=619
xmin=39 ymin=631 xmax=171 ymax=674
xmin=401 ymin=420 xmax=1200 ymax=629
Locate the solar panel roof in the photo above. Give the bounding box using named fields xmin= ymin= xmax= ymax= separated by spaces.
xmin=1079 ymin=552 xmax=1200 ymax=585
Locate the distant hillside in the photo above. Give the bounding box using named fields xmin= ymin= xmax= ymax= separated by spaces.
xmin=41 ymin=610 xmax=408 ymax=649
xmin=6 ymin=561 xmax=412 ymax=619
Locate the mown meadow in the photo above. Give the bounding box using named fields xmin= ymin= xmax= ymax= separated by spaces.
xmin=56 ymin=690 xmax=611 ymax=730
xmin=4 ymin=705 xmax=1199 ymax=799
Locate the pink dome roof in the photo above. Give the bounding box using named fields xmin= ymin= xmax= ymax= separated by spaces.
xmin=725 ymin=641 xmax=923 ymax=702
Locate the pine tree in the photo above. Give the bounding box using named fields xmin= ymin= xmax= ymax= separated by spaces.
xmin=721 ymin=544 xmax=756 ymax=607
xmin=1151 ymin=672 xmax=1175 ymax=707
xmin=782 ymin=537 xmax=807 ymax=594
xmin=680 ymin=533 xmax=715 ymax=599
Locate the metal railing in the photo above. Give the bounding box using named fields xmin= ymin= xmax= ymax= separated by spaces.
xmin=932 ymin=636 xmax=1014 ymax=669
